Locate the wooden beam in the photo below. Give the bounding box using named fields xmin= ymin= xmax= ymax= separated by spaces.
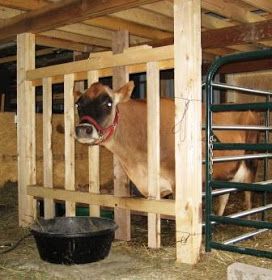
xmin=31 ymin=59 xmax=175 ymax=86
xmin=142 ymin=0 xmax=173 ymax=17
xmin=36 ymin=34 xmax=90 ymax=52
xmin=241 ymin=0 xmax=272 ymax=14
xmin=202 ymin=0 xmax=262 ymax=23
xmin=147 ymin=61 xmax=161 ymax=248
xmin=0 ymin=0 xmax=159 ymax=43
xmin=28 ymin=185 xmax=175 ymax=216
xmin=203 ymin=58 xmax=272 ymax=75
xmin=17 ymin=33 xmax=36 ymax=226
xmin=0 ymin=6 xmax=23 ymax=18
xmin=43 ymin=76 xmax=55 ymax=219
xmin=87 ymin=70 xmax=100 ymax=218
xmin=112 ymin=7 xmax=173 ymax=32
xmin=202 ymin=18 xmax=272 ymax=49
xmin=64 ymin=73 xmax=76 ymax=217
xmin=59 ymin=23 xmax=113 ymax=41
xmin=174 ymin=0 xmax=202 ymax=264
xmin=42 ymin=30 xmax=112 ymax=48
xmin=85 ymin=16 xmax=172 ymax=40
xmin=0 ymin=0 xmax=48 ymax=10
xmin=112 ymin=30 xmax=131 ymax=242
xmin=27 ymin=45 xmax=174 ymax=81
xmin=0 ymin=48 xmax=57 ymax=64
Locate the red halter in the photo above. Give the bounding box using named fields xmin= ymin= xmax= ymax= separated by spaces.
xmin=80 ymin=108 xmax=119 ymax=145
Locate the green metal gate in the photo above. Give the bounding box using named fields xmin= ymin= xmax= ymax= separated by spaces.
xmin=205 ymin=49 xmax=272 ymax=259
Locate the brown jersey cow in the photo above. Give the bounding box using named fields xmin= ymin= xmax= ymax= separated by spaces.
xmin=75 ymin=81 xmax=260 ymax=216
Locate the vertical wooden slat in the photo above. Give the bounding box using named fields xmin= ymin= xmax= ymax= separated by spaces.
xmin=43 ymin=77 xmax=55 ymax=219
xmin=17 ymin=33 xmax=36 ymax=226
xmin=87 ymin=70 xmax=100 ymax=217
xmin=64 ymin=73 xmax=76 ymax=216
xmin=112 ymin=30 xmax=131 ymax=241
xmin=147 ymin=61 xmax=161 ymax=248
xmin=73 ymin=51 xmax=85 ymax=93
xmin=174 ymin=0 xmax=202 ymax=264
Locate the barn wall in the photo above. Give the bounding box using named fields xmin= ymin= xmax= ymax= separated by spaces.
xmin=226 ymin=70 xmax=272 ymax=180
xmin=226 ymin=71 xmax=271 ymax=103
xmin=0 ymin=112 xmax=113 ymax=190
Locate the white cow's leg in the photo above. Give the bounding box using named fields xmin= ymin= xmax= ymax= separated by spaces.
xmin=244 ymin=191 xmax=252 ymax=210
xmin=216 ymin=193 xmax=230 ymax=216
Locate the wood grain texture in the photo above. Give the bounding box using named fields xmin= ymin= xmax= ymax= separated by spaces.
xmin=174 ymin=0 xmax=202 ymax=264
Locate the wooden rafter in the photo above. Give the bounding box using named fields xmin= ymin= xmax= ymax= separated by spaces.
xmin=202 ymin=0 xmax=262 ymax=23
xmin=241 ymin=0 xmax=272 ymax=13
xmin=85 ymin=16 xmax=171 ymax=40
xmin=41 ymin=30 xmax=112 ymax=48
xmin=0 ymin=48 xmax=57 ymax=64
xmin=202 ymin=18 xmax=272 ymax=48
xmin=112 ymin=7 xmax=173 ymax=32
xmin=36 ymin=35 xmax=91 ymax=52
xmin=0 ymin=0 xmax=160 ymax=43
xmin=0 ymin=0 xmax=48 ymax=10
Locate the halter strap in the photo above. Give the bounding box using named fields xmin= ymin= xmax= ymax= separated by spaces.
xmin=80 ymin=108 xmax=119 ymax=145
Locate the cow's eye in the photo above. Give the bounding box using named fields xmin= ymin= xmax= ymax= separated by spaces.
xmin=107 ymin=102 xmax=112 ymax=107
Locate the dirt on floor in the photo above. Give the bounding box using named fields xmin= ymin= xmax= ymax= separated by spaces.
xmin=0 ymin=182 xmax=271 ymax=280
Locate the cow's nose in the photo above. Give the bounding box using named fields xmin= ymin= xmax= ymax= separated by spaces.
xmin=75 ymin=125 xmax=93 ymax=137
xmin=85 ymin=126 xmax=93 ymax=135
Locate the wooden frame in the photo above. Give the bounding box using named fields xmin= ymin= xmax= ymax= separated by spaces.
xmin=17 ymin=1 xmax=202 ymax=264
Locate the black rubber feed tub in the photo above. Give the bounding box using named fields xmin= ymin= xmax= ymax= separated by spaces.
xmin=31 ymin=217 xmax=118 ymax=265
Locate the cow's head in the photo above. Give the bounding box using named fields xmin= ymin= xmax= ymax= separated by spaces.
xmin=75 ymin=81 xmax=134 ymax=145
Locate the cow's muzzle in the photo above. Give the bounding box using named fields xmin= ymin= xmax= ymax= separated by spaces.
xmin=75 ymin=123 xmax=95 ymax=139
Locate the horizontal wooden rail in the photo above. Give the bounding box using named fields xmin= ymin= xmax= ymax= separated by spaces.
xmin=27 ymin=45 xmax=174 ymax=82
xmin=27 ymin=185 xmax=175 ymax=216
xmin=32 ymin=59 xmax=174 ymax=87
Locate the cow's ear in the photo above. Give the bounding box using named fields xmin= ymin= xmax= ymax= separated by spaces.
xmin=115 ymin=81 xmax=134 ymax=103
xmin=74 ymin=91 xmax=82 ymax=102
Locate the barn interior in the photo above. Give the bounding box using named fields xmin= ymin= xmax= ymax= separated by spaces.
xmin=0 ymin=0 xmax=272 ymax=279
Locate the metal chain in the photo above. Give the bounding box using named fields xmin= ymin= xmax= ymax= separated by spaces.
xmin=208 ymin=135 xmax=216 ymax=175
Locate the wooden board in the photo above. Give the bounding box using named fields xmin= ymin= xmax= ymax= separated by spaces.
xmin=174 ymin=0 xmax=202 ymax=264
xmin=42 ymin=76 xmax=55 ymax=219
xmin=26 ymin=45 xmax=174 ymax=81
xmin=27 ymin=185 xmax=175 ymax=216
xmin=17 ymin=33 xmax=36 ymax=226
xmin=147 ymin=61 xmax=161 ymax=248
xmin=112 ymin=30 xmax=131 ymax=241
xmin=87 ymin=70 xmax=100 ymax=217
xmin=64 ymin=73 xmax=76 ymax=216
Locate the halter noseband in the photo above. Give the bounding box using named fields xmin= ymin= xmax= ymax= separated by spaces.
xmin=79 ymin=108 xmax=119 ymax=145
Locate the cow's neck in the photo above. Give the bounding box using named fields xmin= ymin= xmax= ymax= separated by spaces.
xmin=103 ymin=99 xmax=147 ymax=164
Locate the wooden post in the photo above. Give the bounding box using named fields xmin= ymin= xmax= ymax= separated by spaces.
xmin=73 ymin=51 xmax=85 ymax=93
xmin=174 ymin=0 xmax=202 ymax=264
xmin=112 ymin=30 xmax=131 ymax=241
xmin=17 ymin=33 xmax=36 ymax=226
xmin=64 ymin=73 xmax=76 ymax=216
xmin=87 ymin=70 xmax=100 ymax=217
xmin=43 ymin=77 xmax=55 ymax=219
xmin=147 ymin=61 xmax=161 ymax=248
